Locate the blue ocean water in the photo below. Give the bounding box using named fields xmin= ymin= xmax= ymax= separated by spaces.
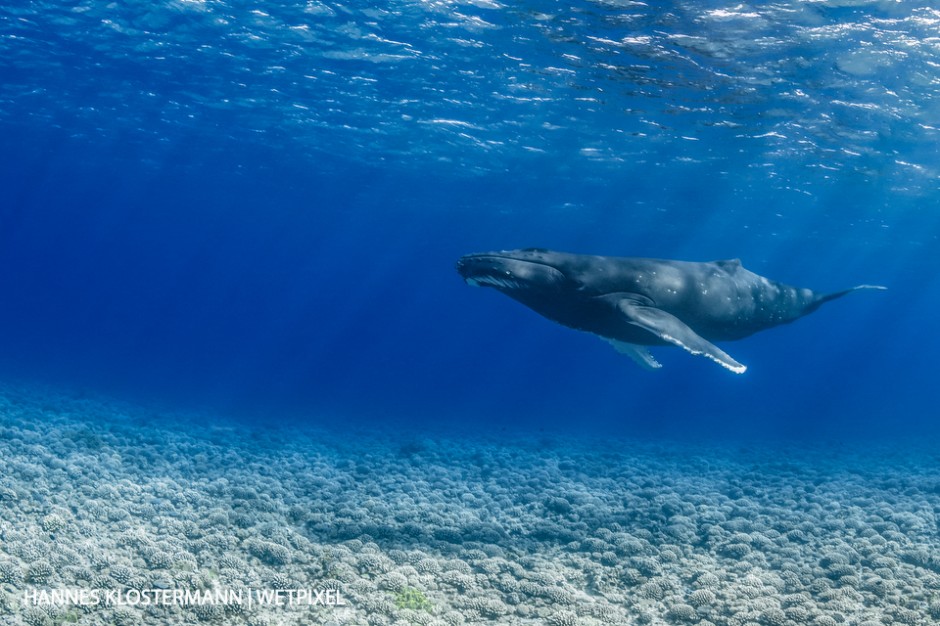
xmin=1 ymin=0 xmax=939 ymax=442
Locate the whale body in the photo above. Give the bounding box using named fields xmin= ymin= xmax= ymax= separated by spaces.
xmin=456 ymin=248 xmax=886 ymax=373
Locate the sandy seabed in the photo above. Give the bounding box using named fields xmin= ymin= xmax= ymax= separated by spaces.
xmin=0 ymin=384 xmax=938 ymax=626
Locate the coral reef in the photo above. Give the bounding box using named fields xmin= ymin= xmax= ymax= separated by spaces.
xmin=0 ymin=384 xmax=938 ymax=625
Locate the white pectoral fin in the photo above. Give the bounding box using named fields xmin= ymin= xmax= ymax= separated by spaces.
xmin=616 ymin=300 xmax=747 ymax=374
xmin=603 ymin=338 xmax=662 ymax=371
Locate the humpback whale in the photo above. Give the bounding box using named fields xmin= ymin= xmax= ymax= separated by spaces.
xmin=456 ymin=248 xmax=886 ymax=373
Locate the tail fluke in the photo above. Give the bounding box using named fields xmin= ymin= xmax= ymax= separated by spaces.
xmin=815 ymin=284 xmax=887 ymax=307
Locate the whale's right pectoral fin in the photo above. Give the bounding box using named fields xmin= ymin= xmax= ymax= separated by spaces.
xmin=603 ymin=338 xmax=662 ymax=371
xmin=613 ymin=297 xmax=747 ymax=374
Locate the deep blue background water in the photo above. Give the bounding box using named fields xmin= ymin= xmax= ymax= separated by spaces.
xmin=1 ymin=0 xmax=939 ymax=441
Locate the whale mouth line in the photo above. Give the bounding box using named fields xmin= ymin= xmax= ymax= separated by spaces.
xmin=466 ymin=276 xmax=523 ymax=290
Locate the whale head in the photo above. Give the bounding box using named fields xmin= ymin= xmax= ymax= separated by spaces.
xmin=456 ymin=249 xmax=569 ymax=295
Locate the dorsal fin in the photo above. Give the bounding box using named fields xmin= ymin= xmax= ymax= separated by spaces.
xmin=714 ymin=259 xmax=741 ymax=271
